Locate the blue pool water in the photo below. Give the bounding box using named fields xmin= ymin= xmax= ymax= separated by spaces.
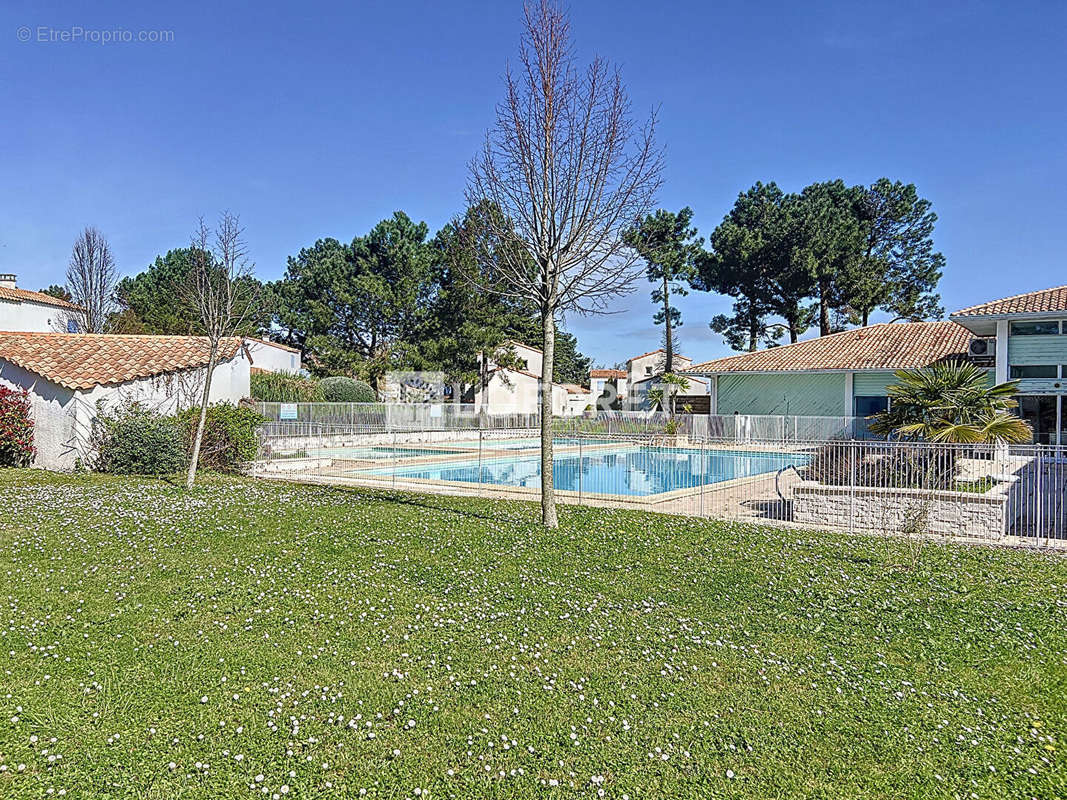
xmin=365 ymin=447 xmax=808 ymax=497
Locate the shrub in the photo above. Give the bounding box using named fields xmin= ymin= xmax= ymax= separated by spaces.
xmin=177 ymin=404 xmax=263 ymax=472
xmin=0 ymin=386 xmax=35 ymax=467
xmin=250 ymin=371 xmax=322 ymax=402
xmin=92 ymin=403 xmax=186 ymax=475
xmin=318 ymin=376 xmax=376 ymax=403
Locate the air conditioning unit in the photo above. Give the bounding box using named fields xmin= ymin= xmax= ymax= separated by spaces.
xmin=968 ymin=338 xmax=996 ymax=359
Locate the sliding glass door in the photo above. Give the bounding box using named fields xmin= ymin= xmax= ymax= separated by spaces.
xmin=1017 ymin=395 xmax=1061 ymax=445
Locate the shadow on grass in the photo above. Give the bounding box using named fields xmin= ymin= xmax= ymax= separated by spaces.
xmin=322 ymin=484 xmax=516 ymax=523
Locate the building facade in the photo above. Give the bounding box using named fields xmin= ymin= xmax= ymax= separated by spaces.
xmin=0 ymin=273 xmax=80 ymax=332
xmin=685 ymin=286 xmax=1067 ymax=445
xmin=245 ymin=337 xmax=302 ymax=373
xmin=950 ymin=286 xmax=1067 ymax=444
xmin=0 ymin=333 xmax=251 ymax=469
xmin=470 ymin=340 xmax=580 ymax=416
xmin=686 ymin=321 xmax=980 ymax=420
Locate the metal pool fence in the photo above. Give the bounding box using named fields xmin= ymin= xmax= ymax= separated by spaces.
xmin=251 ymin=424 xmax=1067 ymax=546
xmin=256 ymin=404 xmax=869 ymax=441
xmin=255 ymin=402 xmax=539 ymax=430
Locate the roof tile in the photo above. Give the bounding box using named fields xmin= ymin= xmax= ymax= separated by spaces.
xmin=0 ymin=332 xmax=242 ymax=390
xmin=951 ymin=286 xmax=1067 ymax=317
xmin=0 ymin=286 xmax=80 ymax=310
xmin=686 ymin=322 xmax=974 ymax=374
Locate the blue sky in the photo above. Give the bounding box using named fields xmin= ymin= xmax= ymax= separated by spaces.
xmin=2 ymin=0 xmax=1065 ymax=368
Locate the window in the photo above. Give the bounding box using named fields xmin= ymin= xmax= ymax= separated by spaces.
xmin=854 ymin=396 xmax=888 ymax=417
xmin=1010 ymin=365 xmax=1058 ymax=379
xmin=1010 ymin=321 xmax=1061 ymax=336
xmin=644 ymin=365 xmax=652 ymax=375
xmin=1017 ymin=396 xmax=1059 ymax=445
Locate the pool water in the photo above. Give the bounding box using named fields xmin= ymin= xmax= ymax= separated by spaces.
xmin=365 ymin=447 xmax=808 ymax=497
xmin=317 ymin=445 xmax=467 ymax=459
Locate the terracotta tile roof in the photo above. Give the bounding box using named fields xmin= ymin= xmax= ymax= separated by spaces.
xmin=0 ymin=286 xmax=80 ymax=310
xmin=951 ymin=286 xmax=1067 ymax=317
xmin=590 ymin=369 xmax=627 ymax=379
xmin=631 ymin=373 xmax=707 ymax=387
xmin=560 ymin=383 xmax=590 ymax=394
xmin=0 ymin=332 xmax=242 ymax=390
xmin=686 ymin=322 xmax=974 ymax=374
xmin=627 ymin=348 xmax=691 ymax=363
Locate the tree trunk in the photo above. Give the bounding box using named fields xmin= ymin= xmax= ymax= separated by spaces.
xmin=185 ymin=340 xmax=219 ymax=489
xmin=540 ymin=310 xmax=558 ymax=528
xmin=861 ymin=309 xmax=870 ymax=327
xmin=819 ymin=288 xmax=831 ymax=336
xmin=663 ymin=273 xmax=673 ymax=374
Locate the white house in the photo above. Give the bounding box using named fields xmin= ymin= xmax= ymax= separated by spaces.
xmin=0 ymin=333 xmax=251 ymax=469
xmin=0 ymin=273 xmax=80 ymax=332
xmin=560 ymin=383 xmax=592 ymax=415
xmin=470 ymin=340 xmax=582 ymax=416
xmin=245 ymin=337 xmax=302 ymax=373
xmin=589 ymin=368 xmax=628 ymax=408
xmin=623 ymin=349 xmax=706 ymax=409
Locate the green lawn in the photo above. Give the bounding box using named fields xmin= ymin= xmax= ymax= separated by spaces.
xmin=1 ymin=471 xmax=1065 ymax=799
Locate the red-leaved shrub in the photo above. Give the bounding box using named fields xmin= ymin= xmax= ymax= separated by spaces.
xmin=0 ymin=386 xmax=35 ymax=467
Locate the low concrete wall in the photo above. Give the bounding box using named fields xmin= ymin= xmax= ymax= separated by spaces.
xmin=262 ymin=429 xmax=497 ymax=454
xmin=793 ymin=481 xmax=1010 ymax=540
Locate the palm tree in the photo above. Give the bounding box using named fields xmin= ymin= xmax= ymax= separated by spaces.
xmin=868 ymin=362 xmax=1033 ymax=444
xmin=660 ymin=372 xmax=690 ymax=418
xmin=646 ymin=387 xmax=664 ymax=412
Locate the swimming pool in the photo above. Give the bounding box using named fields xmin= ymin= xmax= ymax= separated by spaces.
xmin=316 ymin=437 xmax=624 ymax=459
xmin=361 ymin=447 xmax=808 ymax=497
xmin=314 ymin=445 xmax=468 ymax=459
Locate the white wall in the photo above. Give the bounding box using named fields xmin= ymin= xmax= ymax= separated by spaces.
xmin=0 ymin=298 xmax=70 ymax=332
xmin=509 ymin=342 xmax=542 ymax=377
xmin=471 ymin=368 xmax=578 ymax=416
xmin=0 ymin=360 xmax=76 ymax=469
xmin=0 ymin=350 xmax=251 ymax=470
xmin=246 ymin=339 xmax=301 ymax=373
xmin=566 ymin=391 xmax=591 ymax=415
xmin=473 ymin=369 xmax=541 ymax=414
xmin=627 ymin=352 xmax=691 ymax=387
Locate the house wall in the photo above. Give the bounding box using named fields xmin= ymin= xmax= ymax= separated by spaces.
xmin=474 ymin=369 xmax=541 ymax=414
xmin=246 ymin=339 xmax=301 ymax=373
xmin=629 ymin=353 xmax=662 ymax=382
xmin=716 ymin=373 xmax=847 ymax=416
xmin=510 ymin=343 xmax=543 ymax=377
xmin=0 ymin=298 xmax=69 ymax=332
xmin=0 ymin=351 xmax=251 ymax=470
xmin=0 ymin=360 xmax=76 ymax=469
xmin=566 ymin=391 xmax=591 ymax=415
xmin=1008 ymin=332 xmax=1067 ymax=365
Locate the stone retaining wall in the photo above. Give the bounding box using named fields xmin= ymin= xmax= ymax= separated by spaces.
xmin=792 ymin=481 xmax=1010 ymax=540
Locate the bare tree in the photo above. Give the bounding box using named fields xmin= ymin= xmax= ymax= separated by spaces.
xmin=66 ymin=226 xmax=118 ymax=332
xmin=465 ymin=0 xmax=661 ymax=527
xmin=184 ymin=212 xmax=260 ymax=489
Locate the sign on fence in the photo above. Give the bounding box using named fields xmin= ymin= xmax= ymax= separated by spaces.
xmin=279 ymin=403 xmax=298 ymax=421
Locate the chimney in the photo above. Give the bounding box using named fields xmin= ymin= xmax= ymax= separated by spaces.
xmin=0 ymin=274 xmax=15 ymax=290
